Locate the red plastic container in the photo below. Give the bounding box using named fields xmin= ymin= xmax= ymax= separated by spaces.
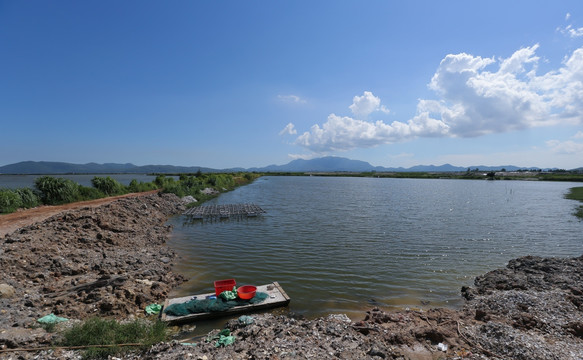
xmin=214 ymin=279 xmax=236 ymax=297
xmin=237 ymin=285 xmax=257 ymax=300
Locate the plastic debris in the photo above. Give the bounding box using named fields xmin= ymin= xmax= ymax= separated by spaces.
xmin=180 ymin=342 xmax=197 ymax=346
xmin=219 ymin=286 xmax=238 ymax=301
xmin=37 ymin=313 xmax=68 ymax=324
xmin=214 ymin=329 xmax=236 ymax=347
xmin=145 ymin=303 xmax=162 ymax=315
xmin=238 ymin=315 xmax=255 ymax=325
xmin=437 ymin=342 xmax=448 ymax=352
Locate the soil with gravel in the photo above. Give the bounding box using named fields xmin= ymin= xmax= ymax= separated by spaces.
xmin=1 ymin=193 xmax=582 ymax=359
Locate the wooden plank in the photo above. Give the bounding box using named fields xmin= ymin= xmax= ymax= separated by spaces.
xmin=161 ymin=282 xmax=290 ymax=325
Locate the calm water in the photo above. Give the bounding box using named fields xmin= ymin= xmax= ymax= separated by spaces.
xmin=167 ymin=176 xmax=582 ymax=322
xmin=0 ymin=174 xmax=159 ymax=189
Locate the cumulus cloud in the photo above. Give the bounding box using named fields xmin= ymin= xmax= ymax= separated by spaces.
xmin=574 ymin=131 xmax=583 ymax=139
xmin=279 ymin=122 xmax=297 ymax=135
xmin=294 ymin=111 xmax=448 ymax=152
xmin=566 ymin=13 xmax=571 ymax=21
xmin=277 ymin=94 xmax=306 ymax=104
xmin=291 ymin=44 xmax=583 ymax=153
xmin=349 ymin=91 xmax=390 ymax=118
xmin=546 ymin=139 xmax=583 ymax=154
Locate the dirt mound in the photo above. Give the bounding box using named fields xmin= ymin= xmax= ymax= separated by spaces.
xmin=0 ymin=193 xmax=186 ymax=349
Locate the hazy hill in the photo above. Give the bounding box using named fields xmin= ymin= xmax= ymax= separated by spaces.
xmin=0 ymin=161 xmax=219 ymax=174
xmin=0 ymin=158 xmax=543 ymax=174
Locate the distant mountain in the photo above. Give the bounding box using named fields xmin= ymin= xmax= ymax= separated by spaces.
xmin=0 ymin=161 xmax=220 ymax=174
xmin=0 ymin=158 xmax=555 ymax=174
xmin=251 ymin=157 xmax=377 ymax=172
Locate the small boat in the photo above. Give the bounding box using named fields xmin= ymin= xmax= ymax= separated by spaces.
xmin=161 ymin=281 xmax=291 ymax=325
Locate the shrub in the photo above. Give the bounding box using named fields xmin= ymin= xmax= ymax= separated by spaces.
xmin=154 ymin=175 xmax=175 ymax=188
xmin=14 ymin=188 xmax=40 ymax=208
xmin=78 ymin=186 xmax=105 ymax=200
xmin=128 ymin=179 xmax=157 ymax=193
xmin=91 ymin=176 xmax=126 ymax=196
xmin=0 ymin=189 xmax=22 ymax=213
xmin=34 ymin=176 xmax=80 ymax=205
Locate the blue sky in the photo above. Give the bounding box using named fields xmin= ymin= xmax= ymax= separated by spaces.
xmin=1 ymin=1 xmax=583 ymax=169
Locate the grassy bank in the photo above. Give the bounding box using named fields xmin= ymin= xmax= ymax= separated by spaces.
xmin=565 ymin=186 xmax=583 ymax=219
xmin=0 ymin=172 xmax=262 ymax=214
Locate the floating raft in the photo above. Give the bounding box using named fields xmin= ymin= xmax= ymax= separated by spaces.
xmin=183 ymin=203 xmax=265 ymax=219
xmin=161 ymin=282 xmax=290 ymax=325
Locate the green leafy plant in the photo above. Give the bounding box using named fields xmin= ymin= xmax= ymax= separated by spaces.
xmin=91 ymin=176 xmax=126 ymax=196
xmin=14 ymin=187 xmax=40 ymax=208
xmin=0 ymin=189 xmax=22 ymax=213
xmin=78 ymin=186 xmax=105 ymax=200
xmin=128 ymin=179 xmax=157 ymax=193
xmin=34 ymin=176 xmax=81 ymax=205
xmin=60 ymin=318 xmax=167 ymax=359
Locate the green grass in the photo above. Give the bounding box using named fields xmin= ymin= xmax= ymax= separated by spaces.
xmin=60 ymin=318 xmax=167 ymax=359
xmin=565 ymin=187 xmax=583 ymax=219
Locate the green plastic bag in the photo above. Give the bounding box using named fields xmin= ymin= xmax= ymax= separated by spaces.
xmin=145 ymin=303 xmax=162 ymax=315
xmin=37 ymin=313 xmax=68 ymax=324
xmin=219 ymin=286 xmax=238 ymax=301
xmin=214 ymin=329 xmax=235 ymax=347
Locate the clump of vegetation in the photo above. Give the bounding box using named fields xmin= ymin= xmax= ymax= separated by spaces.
xmin=34 ymin=176 xmax=81 ymax=205
xmin=159 ymin=172 xmax=260 ymax=205
xmin=0 ymin=188 xmax=23 ymax=213
xmin=60 ymin=318 xmax=167 ymax=359
xmin=14 ymin=187 xmax=41 ymax=208
xmin=91 ymin=176 xmax=126 ymax=196
xmin=128 ymin=179 xmax=157 ymax=193
xmin=565 ymin=186 xmax=583 ymax=219
xmin=1 ymin=172 xmax=262 ymax=214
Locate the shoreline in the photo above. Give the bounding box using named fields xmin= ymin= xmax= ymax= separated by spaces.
xmin=1 ymin=194 xmax=582 ymax=359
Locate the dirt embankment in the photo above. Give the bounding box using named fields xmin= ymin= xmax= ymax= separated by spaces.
xmin=0 ymin=192 xmax=186 ymax=351
xmin=1 ymin=193 xmax=583 ymax=359
xmin=0 ymin=190 xmax=160 ymax=238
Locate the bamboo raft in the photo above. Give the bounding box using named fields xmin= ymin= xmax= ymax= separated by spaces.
xmin=161 ymin=282 xmax=290 ymax=325
xmin=183 ymin=203 xmax=265 ymax=219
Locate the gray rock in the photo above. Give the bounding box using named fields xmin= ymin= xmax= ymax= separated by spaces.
xmin=0 ymin=283 xmax=15 ymax=299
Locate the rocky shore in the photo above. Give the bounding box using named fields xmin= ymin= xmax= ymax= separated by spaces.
xmin=1 ymin=193 xmax=582 ymax=359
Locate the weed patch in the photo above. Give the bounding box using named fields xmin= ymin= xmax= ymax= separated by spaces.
xmin=60 ymin=318 xmax=167 ymax=359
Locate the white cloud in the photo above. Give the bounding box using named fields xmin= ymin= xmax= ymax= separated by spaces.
xmin=564 ymin=25 xmax=583 ymax=38
xmin=291 ymin=45 xmax=583 ymax=154
xmin=287 ymin=153 xmax=318 ymax=160
xmin=294 ymin=111 xmax=449 ymax=152
xmin=277 ymin=94 xmax=306 ymax=104
xmin=427 ymin=44 xmax=583 ymax=137
xmin=279 ymin=122 xmax=297 ymax=135
xmin=546 ymin=139 xmax=583 ymax=154
xmin=349 ymin=91 xmax=390 ymax=118
xmin=566 ymin=13 xmax=571 ymax=21
xmin=574 ymin=131 xmax=583 ymax=139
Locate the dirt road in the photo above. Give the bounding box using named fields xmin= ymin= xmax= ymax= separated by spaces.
xmin=0 ymin=190 xmax=159 ymax=237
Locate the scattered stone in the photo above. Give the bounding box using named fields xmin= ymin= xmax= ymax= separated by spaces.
xmin=0 ymin=284 xmax=15 ymax=299
xmin=181 ymin=195 xmax=197 ymax=204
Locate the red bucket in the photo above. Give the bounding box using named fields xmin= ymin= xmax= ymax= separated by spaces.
xmin=214 ymin=279 xmax=236 ymax=297
xmin=237 ymin=285 xmax=257 ymax=300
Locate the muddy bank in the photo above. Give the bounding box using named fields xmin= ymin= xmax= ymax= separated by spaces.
xmin=1 ymin=193 xmax=583 ymax=359
xmin=131 ymin=256 xmax=583 ymax=360
xmin=0 ymin=193 xmax=186 ymax=350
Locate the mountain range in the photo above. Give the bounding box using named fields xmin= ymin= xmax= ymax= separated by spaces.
xmin=0 ymin=157 xmax=557 ymax=174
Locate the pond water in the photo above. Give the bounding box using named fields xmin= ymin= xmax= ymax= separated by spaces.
xmin=166 ymin=176 xmax=582 ymax=323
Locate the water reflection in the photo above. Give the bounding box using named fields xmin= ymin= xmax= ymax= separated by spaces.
xmin=167 ymin=176 xmax=583 ymax=322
